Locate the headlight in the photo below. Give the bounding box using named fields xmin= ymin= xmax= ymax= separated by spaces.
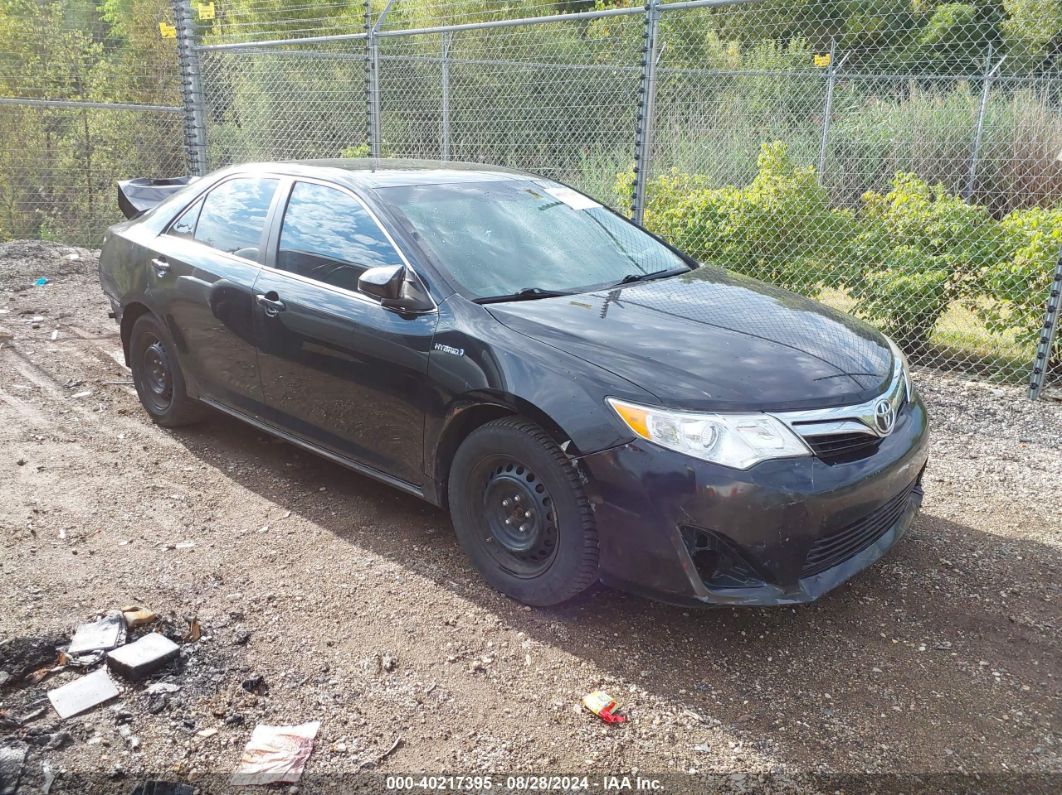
xmin=885 ymin=337 xmax=913 ymax=401
xmin=607 ymin=398 xmax=811 ymax=470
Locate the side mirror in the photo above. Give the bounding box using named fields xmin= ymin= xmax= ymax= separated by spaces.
xmin=358 ymin=264 xmax=405 ymax=302
xmin=358 ymin=264 xmax=433 ymax=312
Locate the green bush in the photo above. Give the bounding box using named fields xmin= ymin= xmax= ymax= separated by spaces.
xmin=980 ymin=205 xmax=1062 ymax=351
xmin=626 ymin=142 xmax=851 ymax=296
xmin=622 ymin=141 xmax=1061 ymax=359
xmin=851 ymin=171 xmax=1010 ymax=350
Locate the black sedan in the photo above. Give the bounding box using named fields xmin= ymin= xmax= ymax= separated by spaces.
xmin=99 ymin=160 xmax=929 ymax=607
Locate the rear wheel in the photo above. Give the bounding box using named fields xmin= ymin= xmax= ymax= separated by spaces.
xmin=448 ymin=417 xmax=598 ymax=606
xmin=129 ymin=313 xmax=203 ymax=427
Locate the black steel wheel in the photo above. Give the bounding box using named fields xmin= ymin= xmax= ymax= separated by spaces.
xmin=129 ymin=313 xmax=204 ymax=427
xmin=480 ymin=456 xmax=559 ymax=577
xmin=448 ymin=417 xmax=598 ymax=606
xmin=139 ymin=334 xmax=173 ymax=414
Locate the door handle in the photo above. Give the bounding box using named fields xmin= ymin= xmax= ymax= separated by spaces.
xmin=256 ymin=293 xmax=287 ymax=317
xmin=151 ymin=257 xmax=170 ymax=275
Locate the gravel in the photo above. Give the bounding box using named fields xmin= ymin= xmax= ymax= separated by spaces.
xmin=0 ymin=241 xmax=1059 ymax=792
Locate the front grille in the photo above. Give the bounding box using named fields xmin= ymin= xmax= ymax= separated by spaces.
xmin=801 ymin=477 xmax=922 ymax=578
xmin=803 ymin=432 xmax=881 ymax=464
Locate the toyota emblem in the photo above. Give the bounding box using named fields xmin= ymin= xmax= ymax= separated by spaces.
xmin=874 ymin=398 xmax=896 ymax=435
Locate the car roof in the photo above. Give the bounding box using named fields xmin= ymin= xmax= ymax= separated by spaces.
xmin=226 ymin=158 xmax=536 ymax=189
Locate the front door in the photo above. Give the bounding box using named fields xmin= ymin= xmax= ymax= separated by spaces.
xmin=253 ymin=180 xmax=437 ymax=486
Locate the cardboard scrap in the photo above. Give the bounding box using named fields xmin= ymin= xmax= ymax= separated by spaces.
xmin=121 ymin=606 xmax=157 ymax=628
xmin=230 ymin=722 xmax=321 ymax=786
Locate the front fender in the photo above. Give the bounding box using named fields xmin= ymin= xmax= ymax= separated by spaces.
xmin=423 ymin=297 xmax=655 ymax=500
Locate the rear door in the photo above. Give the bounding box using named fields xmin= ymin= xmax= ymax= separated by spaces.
xmin=156 ymin=175 xmax=281 ymax=416
xmin=253 ymin=179 xmax=438 ymax=486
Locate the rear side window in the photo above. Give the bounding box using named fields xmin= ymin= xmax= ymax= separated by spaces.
xmin=193 ymin=177 xmax=279 ymax=262
xmin=168 ymin=198 xmax=203 ymax=239
xmin=277 ymin=181 xmax=403 ymax=292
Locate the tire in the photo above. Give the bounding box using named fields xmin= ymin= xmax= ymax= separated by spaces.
xmin=448 ymin=417 xmax=599 ymax=606
xmin=129 ymin=313 xmax=204 ymax=428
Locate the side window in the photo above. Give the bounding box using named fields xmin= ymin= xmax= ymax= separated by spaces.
xmin=168 ymin=198 xmax=203 ymax=239
xmin=193 ymin=177 xmax=279 ymax=262
xmin=277 ymin=182 xmax=403 ymax=292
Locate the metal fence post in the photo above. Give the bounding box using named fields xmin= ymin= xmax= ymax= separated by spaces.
xmin=173 ymin=0 xmax=208 ymax=176
xmin=631 ymin=0 xmax=661 ymax=225
xmin=1028 ymin=247 xmax=1062 ymax=399
xmin=817 ymin=40 xmax=846 ymax=181
xmin=965 ymin=46 xmax=1005 ymax=201
xmin=441 ymin=31 xmax=452 ymax=161
xmin=366 ymin=0 xmax=397 ymax=159
xmin=365 ymin=2 xmax=381 ymax=158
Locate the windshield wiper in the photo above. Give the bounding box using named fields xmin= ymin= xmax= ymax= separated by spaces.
xmin=613 ymin=269 xmax=674 ymax=287
xmin=474 ymin=287 xmax=571 ymax=304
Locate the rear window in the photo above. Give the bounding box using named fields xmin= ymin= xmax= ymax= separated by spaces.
xmin=193 ymin=177 xmax=279 ymax=263
xmin=167 ymin=198 xmax=203 ymax=239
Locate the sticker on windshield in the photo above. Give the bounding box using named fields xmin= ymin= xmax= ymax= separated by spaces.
xmin=544 ymin=186 xmax=601 ymax=211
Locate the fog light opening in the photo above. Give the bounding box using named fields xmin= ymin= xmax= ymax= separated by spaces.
xmin=680 ymin=526 xmax=763 ymax=590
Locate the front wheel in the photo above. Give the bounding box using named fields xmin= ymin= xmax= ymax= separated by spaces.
xmin=448 ymin=417 xmax=599 ymax=606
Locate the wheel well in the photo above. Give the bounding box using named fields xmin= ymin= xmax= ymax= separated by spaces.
xmin=433 ymin=401 xmax=575 ymax=509
xmin=119 ymin=302 xmax=152 ymax=366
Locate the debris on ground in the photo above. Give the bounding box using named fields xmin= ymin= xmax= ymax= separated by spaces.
xmin=240 ymin=674 xmax=268 ymax=696
xmin=33 ymin=277 xmax=48 ymax=286
xmin=41 ymin=761 xmax=56 ymax=794
xmin=24 ymin=654 xmax=67 ymax=686
xmin=68 ymin=612 xmax=126 ymax=659
xmin=106 ymin=633 xmax=179 ymax=680
xmin=118 ymin=725 xmax=140 ymax=750
xmin=581 ymin=690 xmax=627 ymax=724
xmin=0 ymin=742 xmax=28 ymax=795
xmin=371 ymin=736 xmax=403 ymax=767
xmin=46 ymin=669 xmax=120 ymax=719
xmin=121 ymin=607 xmax=157 ymax=629
xmin=0 ymin=637 xmax=67 ymax=687
xmin=144 ymin=682 xmax=180 ymax=695
xmin=230 ymin=721 xmax=321 ymax=787
xmin=182 ymin=619 xmax=201 ymax=643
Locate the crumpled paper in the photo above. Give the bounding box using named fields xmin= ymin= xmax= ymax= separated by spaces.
xmin=230 ymin=721 xmax=320 ymax=786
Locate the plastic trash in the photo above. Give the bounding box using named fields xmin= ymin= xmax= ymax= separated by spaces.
xmin=33 ymin=277 xmax=48 ymax=286
xmin=230 ymin=722 xmax=321 ymax=787
xmin=581 ymin=690 xmax=627 ymax=724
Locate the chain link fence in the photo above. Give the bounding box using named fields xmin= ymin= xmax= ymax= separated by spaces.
xmin=0 ymin=0 xmax=187 ymax=246
xmin=1 ymin=0 xmax=1060 ymax=397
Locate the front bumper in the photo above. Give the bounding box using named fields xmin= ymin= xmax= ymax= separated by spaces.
xmin=579 ymin=394 xmax=930 ymax=606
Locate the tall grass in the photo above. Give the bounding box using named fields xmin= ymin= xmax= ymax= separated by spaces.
xmin=577 ymin=74 xmax=1062 ymax=220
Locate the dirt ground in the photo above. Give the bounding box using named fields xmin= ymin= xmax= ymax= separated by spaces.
xmin=0 ymin=241 xmax=1059 ymax=794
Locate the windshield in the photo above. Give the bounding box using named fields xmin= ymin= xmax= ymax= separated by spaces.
xmin=378 ymin=179 xmax=690 ymax=300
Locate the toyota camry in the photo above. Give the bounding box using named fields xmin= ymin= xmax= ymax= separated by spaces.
xmin=99 ymin=160 xmax=929 ymax=607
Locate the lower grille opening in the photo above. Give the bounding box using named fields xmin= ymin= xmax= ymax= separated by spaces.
xmin=680 ymin=526 xmax=763 ymax=589
xmin=801 ymin=475 xmax=923 ymax=578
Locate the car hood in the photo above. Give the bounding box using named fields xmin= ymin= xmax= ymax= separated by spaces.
xmin=486 ymin=268 xmax=894 ymax=411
